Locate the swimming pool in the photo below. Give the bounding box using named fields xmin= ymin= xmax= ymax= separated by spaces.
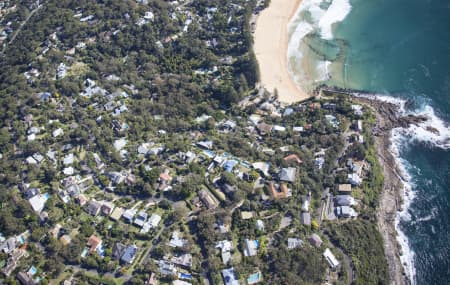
xmin=247 ymin=272 xmax=261 ymax=284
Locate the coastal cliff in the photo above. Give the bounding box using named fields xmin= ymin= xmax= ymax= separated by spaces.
xmin=356 ymin=97 xmax=425 ymax=285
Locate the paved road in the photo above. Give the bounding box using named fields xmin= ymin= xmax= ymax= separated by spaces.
xmin=140 ymin=222 xmax=172 ymax=266
xmin=1 ymin=2 xmax=43 ymax=54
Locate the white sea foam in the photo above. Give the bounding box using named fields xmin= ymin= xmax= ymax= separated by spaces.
xmin=354 ymin=92 xmax=450 ymax=284
xmin=315 ymin=60 xmax=332 ymax=81
xmin=355 ymin=93 xmax=450 ymax=150
xmin=318 ymin=0 xmax=352 ymax=39
xmin=287 ymin=0 xmax=353 ymax=92
xmin=406 ymin=105 xmax=450 ymax=149
xmin=287 ymin=21 xmax=314 ymax=60
xmin=390 ymin=129 xmax=417 ymax=284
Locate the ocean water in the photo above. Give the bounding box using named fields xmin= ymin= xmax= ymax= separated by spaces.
xmin=288 ymin=0 xmax=450 ymax=284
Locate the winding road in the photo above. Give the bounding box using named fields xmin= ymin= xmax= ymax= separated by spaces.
xmin=1 ymin=1 xmax=43 ymax=54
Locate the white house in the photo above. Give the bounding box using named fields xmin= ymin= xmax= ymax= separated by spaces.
xmin=323 ymin=248 xmax=340 ymax=269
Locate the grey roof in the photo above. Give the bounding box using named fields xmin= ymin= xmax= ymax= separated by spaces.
xmin=222 ymin=267 xmax=239 ymax=285
xmin=87 ymin=201 xmax=101 ymax=216
xmin=112 ymin=243 xmax=127 ymax=260
xmin=121 ymin=245 xmax=138 ymax=264
xmin=335 ymin=195 xmax=354 ymax=206
xmin=280 ymin=167 xmax=296 ymax=183
xmin=308 ymin=234 xmax=323 ymax=247
xmin=301 ymin=212 xmax=311 ymax=225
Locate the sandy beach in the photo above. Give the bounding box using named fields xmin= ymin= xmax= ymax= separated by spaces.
xmin=253 ymin=0 xmax=311 ymax=103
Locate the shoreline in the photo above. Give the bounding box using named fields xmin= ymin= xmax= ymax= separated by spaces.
xmin=354 ymin=96 xmax=414 ymax=285
xmin=253 ymin=0 xmax=311 ymax=103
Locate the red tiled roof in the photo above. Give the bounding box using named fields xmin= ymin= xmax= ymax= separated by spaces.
xmin=87 ymin=235 xmax=101 ymax=253
xmin=283 ymin=154 xmax=303 ymax=164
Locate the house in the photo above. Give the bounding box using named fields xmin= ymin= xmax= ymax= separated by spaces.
xmin=283 ymin=154 xmax=302 ymax=164
xmin=249 ymin=114 xmax=262 ymax=125
xmin=309 ymin=102 xmax=321 ymax=110
xmin=301 ymin=212 xmax=311 ymax=226
xmin=323 ymin=248 xmax=339 ymax=269
xmin=220 ymin=183 xmax=236 ymax=195
xmin=112 ymin=243 xmax=127 ymax=260
xmin=323 ymin=102 xmax=337 ymax=110
xmin=159 ymin=169 xmax=173 ymax=190
xmin=134 ymin=211 xmax=148 ymax=227
xmin=216 ymin=240 xmax=232 ymax=264
xmin=356 ymin=120 xmax=363 ymax=132
xmin=284 ymin=107 xmax=294 ymax=116
xmin=147 ymin=213 xmax=162 ymax=228
xmin=252 ymin=162 xmax=270 ymax=177
xmin=158 ymin=260 xmax=177 ymax=276
xmin=336 ymin=206 xmax=357 ymax=218
xmin=223 ymin=160 xmax=238 ymax=172
xmin=49 ymin=224 xmax=62 ymax=239
xmin=16 ymin=271 xmax=37 ymax=285
xmin=122 ymin=209 xmax=137 ymax=223
xmin=325 ymin=115 xmax=339 ymax=128
xmin=2 ymin=248 xmax=28 ymax=277
xmin=24 ymin=188 xmax=40 ymax=199
xmin=52 ymin=128 xmax=64 ymax=138
xmin=0 ymin=237 xmax=16 ymax=254
xmin=39 ymin=211 xmax=49 ymax=223
xmin=244 ymin=239 xmax=259 ymax=257
xmin=198 ymin=189 xmax=219 ymax=209
xmin=114 ymin=138 xmax=128 ymax=151
xmin=197 ymin=140 xmax=213 ymax=150
xmin=60 ymin=235 xmax=72 ymax=246
xmin=86 ymin=200 xmax=101 ymax=216
xmin=309 ymin=234 xmax=323 ymax=248
xmin=171 ymin=253 xmax=193 ymax=268
xmin=110 ymin=207 xmax=124 ymax=221
xmin=182 ymin=151 xmax=197 ymax=164
xmin=268 ymin=182 xmax=291 ymax=199
xmin=351 ymin=105 xmax=363 ymax=116
xmin=147 ymin=272 xmax=157 ymax=285
xmin=240 ymin=211 xmax=254 ymax=220
xmin=348 ymin=173 xmax=362 ymax=186
xmin=101 ymin=201 xmax=114 ymax=216
xmin=121 ymin=245 xmax=138 ymax=264
xmin=63 ymin=167 xmax=75 ymax=176
xmin=87 ymin=235 xmax=102 ymax=254
xmin=256 ymin=122 xmax=272 ymax=135
xmin=338 ymin=184 xmax=352 ymax=194
xmin=77 ymin=194 xmax=87 ymax=206
xmin=138 ymin=143 xmax=151 ymax=155
xmin=28 ymin=193 xmax=49 ymax=213
xmin=335 ymin=195 xmax=356 ymax=206
xmin=168 ymin=232 xmax=188 ymax=248
xmin=256 ymin=220 xmax=265 ymax=232
xmin=280 ymin=167 xmax=296 ymax=183
xmin=222 ymin=267 xmax=239 ymax=285
xmin=352 ymin=160 xmax=366 ymax=176
xmin=287 ymin=238 xmax=303 ymax=250
xmin=63 ymin=153 xmax=75 ymax=165
xmin=301 ymin=197 xmax=310 ymax=211
xmin=315 ymin=157 xmax=325 ymax=169
xmin=273 ymin=125 xmax=286 ymax=132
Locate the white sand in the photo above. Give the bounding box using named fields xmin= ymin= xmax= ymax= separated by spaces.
xmin=254 ymin=0 xmax=311 ymax=103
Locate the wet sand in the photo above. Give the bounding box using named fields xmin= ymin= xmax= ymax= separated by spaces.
xmin=253 ymin=0 xmax=311 ymax=103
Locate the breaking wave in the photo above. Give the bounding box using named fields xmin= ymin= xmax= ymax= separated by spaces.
xmin=287 ymin=0 xmax=352 ymax=91
xmin=354 ymin=93 xmax=450 ymax=284
xmin=318 ymin=0 xmax=352 ymax=40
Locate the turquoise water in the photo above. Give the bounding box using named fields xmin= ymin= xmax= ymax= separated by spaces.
xmin=289 ymin=0 xmax=450 ymax=283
